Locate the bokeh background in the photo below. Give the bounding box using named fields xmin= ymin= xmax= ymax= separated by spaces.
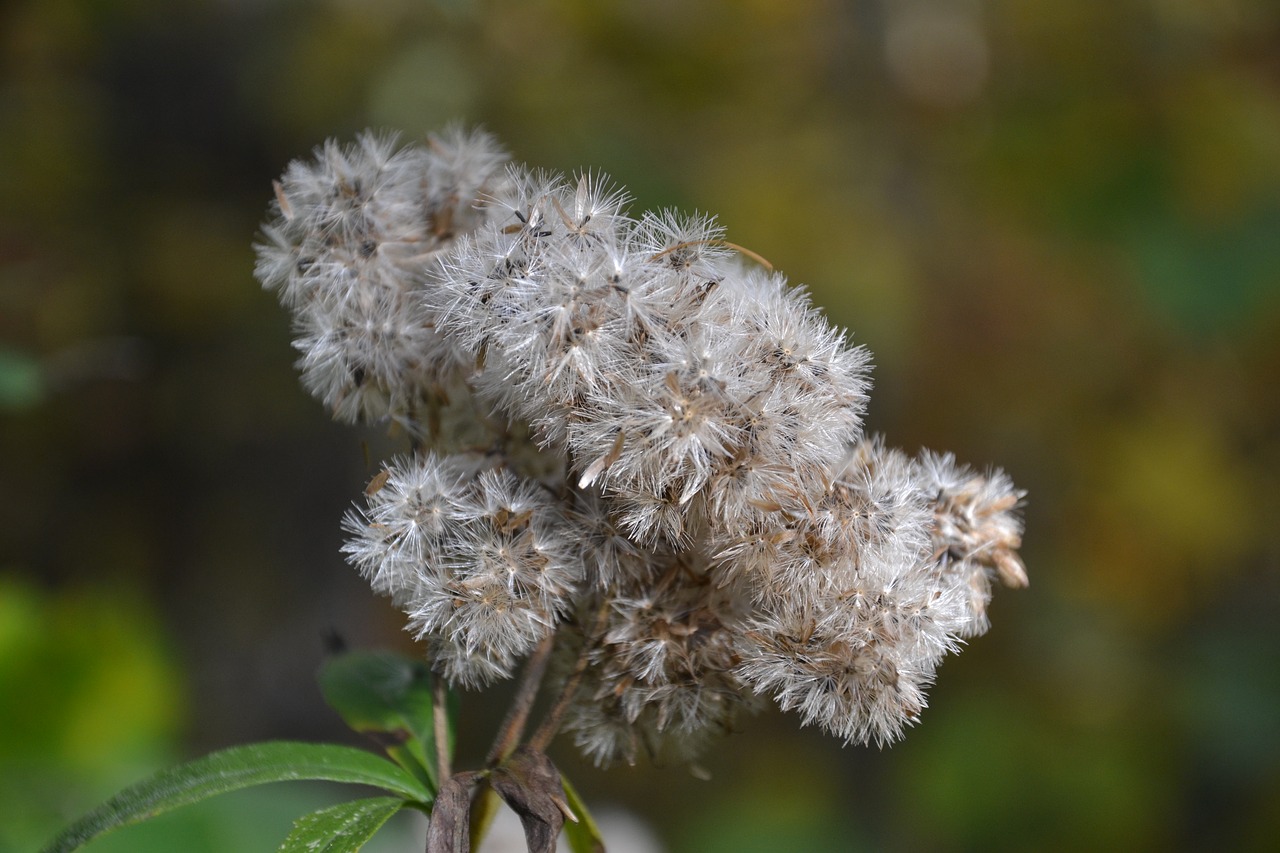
xmin=3 ymin=0 xmax=1278 ymax=850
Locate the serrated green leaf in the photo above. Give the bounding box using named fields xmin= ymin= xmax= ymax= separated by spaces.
xmin=318 ymin=650 xmax=454 ymax=792
xmin=561 ymin=773 xmax=606 ymax=853
xmin=41 ymin=741 xmax=430 ymax=853
xmin=278 ymin=796 xmax=405 ymax=853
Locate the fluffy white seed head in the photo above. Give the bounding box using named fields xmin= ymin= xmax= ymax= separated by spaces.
xmin=261 ymin=127 xmax=1029 ymax=762
xmin=255 ymin=129 xmax=509 ymax=430
xmin=562 ymin=557 xmax=760 ymax=766
xmin=427 ymin=168 xmax=873 ymax=548
xmin=731 ymin=439 xmax=976 ymax=746
xmin=343 ymin=454 xmax=585 ymax=687
xmin=915 ymin=450 xmax=1027 ymax=636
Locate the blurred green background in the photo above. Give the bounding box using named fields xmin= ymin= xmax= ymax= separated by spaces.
xmin=2 ymin=0 xmax=1278 ymax=850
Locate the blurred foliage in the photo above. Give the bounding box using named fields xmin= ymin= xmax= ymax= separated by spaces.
xmin=2 ymin=0 xmax=1278 ymax=850
xmin=0 ymin=350 xmax=44 ymax=409
xmin=0 ymin=574 xmax=178 ymax=851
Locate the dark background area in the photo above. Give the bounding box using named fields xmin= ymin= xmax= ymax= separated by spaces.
xmin=2 ymin=1 xmax=1278 ymax=850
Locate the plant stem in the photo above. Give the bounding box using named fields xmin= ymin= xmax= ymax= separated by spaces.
xmin=433 ymin=671 xmax=451 ymax=786
xmin=527 ymin=602 xmax=607 ymax=753
xmin=485 ymin=631 xmax=556 ymax=766
xmin=525 ymin=652 xmax=586 ymax=754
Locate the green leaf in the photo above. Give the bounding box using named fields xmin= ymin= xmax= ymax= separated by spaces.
xmin=278 ymin=796 xmax=405 ymax=853
xmin=560 ymin=774 xmax=606 ymax=853
xmin=41 ymin=741 xmax=430 ymax=853
xmin=318 ymin=650 xmax=453 ymax=792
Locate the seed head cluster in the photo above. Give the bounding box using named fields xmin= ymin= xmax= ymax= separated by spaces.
xmin=256 ymin=128 xmax=1028 ymax=763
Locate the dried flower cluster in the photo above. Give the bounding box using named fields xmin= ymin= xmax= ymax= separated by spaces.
xmin=255 ymin=128 xmax=1027 ymax=764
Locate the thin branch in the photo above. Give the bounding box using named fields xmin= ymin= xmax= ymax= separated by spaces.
xmin=485 ymin=631 xmax=556 ymax=766
xmin=433 ymin=671 xmax=452 ymax=786
xmin=527 ymin=602 xmax=608 ymax=753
